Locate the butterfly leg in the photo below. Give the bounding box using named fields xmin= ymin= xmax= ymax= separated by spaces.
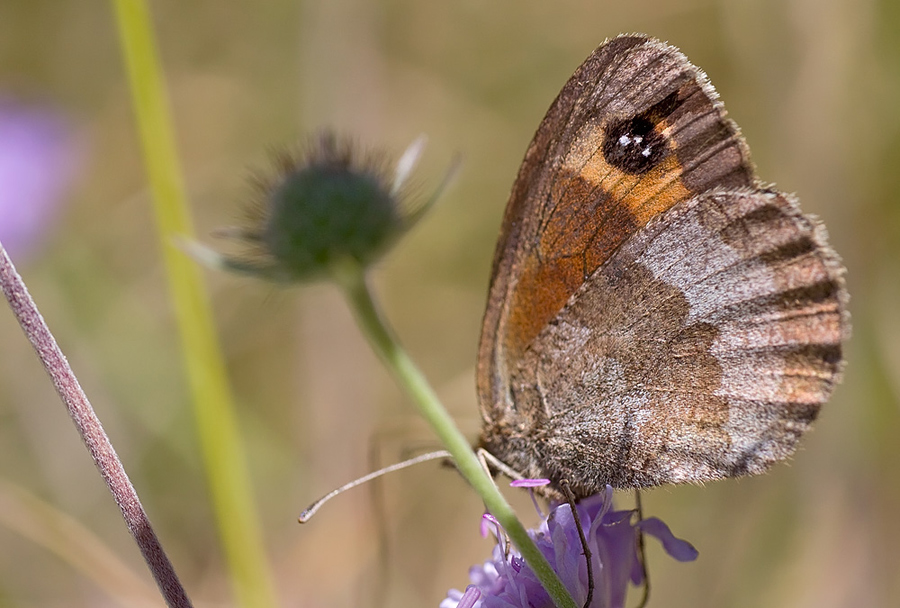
xmin=475 ymin=448 xmax=522 ymax=558
xmin=561 ymin=480 xmax=593 ymax=608
xmin=476 ymin=447 xmax=526 ymax=482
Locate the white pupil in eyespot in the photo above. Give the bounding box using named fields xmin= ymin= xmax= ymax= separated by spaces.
xmin=617 ymin=133 xmax=653 ymax=157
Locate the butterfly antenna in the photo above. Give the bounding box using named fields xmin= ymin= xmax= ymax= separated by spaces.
xmin=635 ymin=488 xmax=650 ymax=608
xmin=561 ymin=480 xmax=593 ymax=608
xmin=298 ymin=450 xmax=451 ymax=523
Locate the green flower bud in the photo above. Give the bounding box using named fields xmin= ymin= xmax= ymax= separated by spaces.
xmin=187 ymin=131 xmax=454 ymax=282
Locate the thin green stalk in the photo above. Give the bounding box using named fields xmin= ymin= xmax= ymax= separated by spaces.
xmin=331 ymin=260 xmax=578 ymax=608
xmin=110 ymin=1 xmax=278 ymax=606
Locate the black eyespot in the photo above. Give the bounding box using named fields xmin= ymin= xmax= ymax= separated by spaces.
xmin=602 ymin=115 xmax=668 ymax=174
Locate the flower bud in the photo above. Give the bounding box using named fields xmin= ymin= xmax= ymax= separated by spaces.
xmin=189 ymin=131 xmax=453 ymax=282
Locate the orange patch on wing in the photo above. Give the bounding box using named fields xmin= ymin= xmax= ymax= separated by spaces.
xmin=504 ymin=255 xmax=585 ymax=363
xmin=583 ymin=154 xmax=690 ymax=222
xmin=502 ymin=121 xmax=693 ymax=361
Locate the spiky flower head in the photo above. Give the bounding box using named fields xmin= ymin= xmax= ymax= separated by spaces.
xmin=186 ymin=131 xmax=452 ymax=282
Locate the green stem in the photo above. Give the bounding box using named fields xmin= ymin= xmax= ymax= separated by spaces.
xmin=110 ymin=1 xmax=278 ymax=606
xmin=331 ymin=260 xmax=578 ymax=608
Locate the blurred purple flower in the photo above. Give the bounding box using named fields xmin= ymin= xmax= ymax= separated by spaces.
xmin=0 ymin=98 xmax=80 ymax=260
xmin=442 ymin=487 xmax=698 ymax=608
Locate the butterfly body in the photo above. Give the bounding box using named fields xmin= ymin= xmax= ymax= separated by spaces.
xmin=477 ymin=35 xmax=848 ymax=499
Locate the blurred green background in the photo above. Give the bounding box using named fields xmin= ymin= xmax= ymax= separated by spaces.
xmin=1 ymin=0 xmax=899 ymax=606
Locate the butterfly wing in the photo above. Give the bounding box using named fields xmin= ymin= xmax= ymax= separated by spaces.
xmin=511 ymin=188 xmax=846 ymax=495
xmin=476 ymin=35 xmax=848 ymax=495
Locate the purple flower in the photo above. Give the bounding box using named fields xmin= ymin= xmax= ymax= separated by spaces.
xmin=0 ymin=98 xmax=80 ymax=260
xmin=442 ymin=487 xmax=697 ymax=608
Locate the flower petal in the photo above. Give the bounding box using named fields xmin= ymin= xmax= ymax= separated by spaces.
xmin=0 ymin=98 xmax=80 ymax=259
xmin=637 ymin=517 xmax=699 ymax=562
xmin=510 ymin=479 xmax=551 ymax=488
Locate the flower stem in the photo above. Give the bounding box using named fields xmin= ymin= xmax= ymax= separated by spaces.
xmin=110 ymin=1 xmax=277 ymax=606
xmin=331 ymin=259 xmax=578 ymax=608
xmin=0 ymin=244 xmax=191 ymax=608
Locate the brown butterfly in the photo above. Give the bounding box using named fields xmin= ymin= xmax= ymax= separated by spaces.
xmin=476 ymin=34 xmax=849 ymax=500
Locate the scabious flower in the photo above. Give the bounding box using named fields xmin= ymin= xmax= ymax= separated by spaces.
xmin=185 ymin=131 xmax=454 ymax=282
xmin=442 ymin=487 xmax=698 ymax=608
xmin=0 ymin=98 xmax=80 ymax=260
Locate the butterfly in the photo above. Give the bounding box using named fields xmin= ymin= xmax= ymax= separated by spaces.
xmin=476 ymin=34 xmax=849 ymax=500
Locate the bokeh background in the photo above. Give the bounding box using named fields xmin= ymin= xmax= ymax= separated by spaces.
xmin=1 ymin=0 xmax=898 ymax=606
